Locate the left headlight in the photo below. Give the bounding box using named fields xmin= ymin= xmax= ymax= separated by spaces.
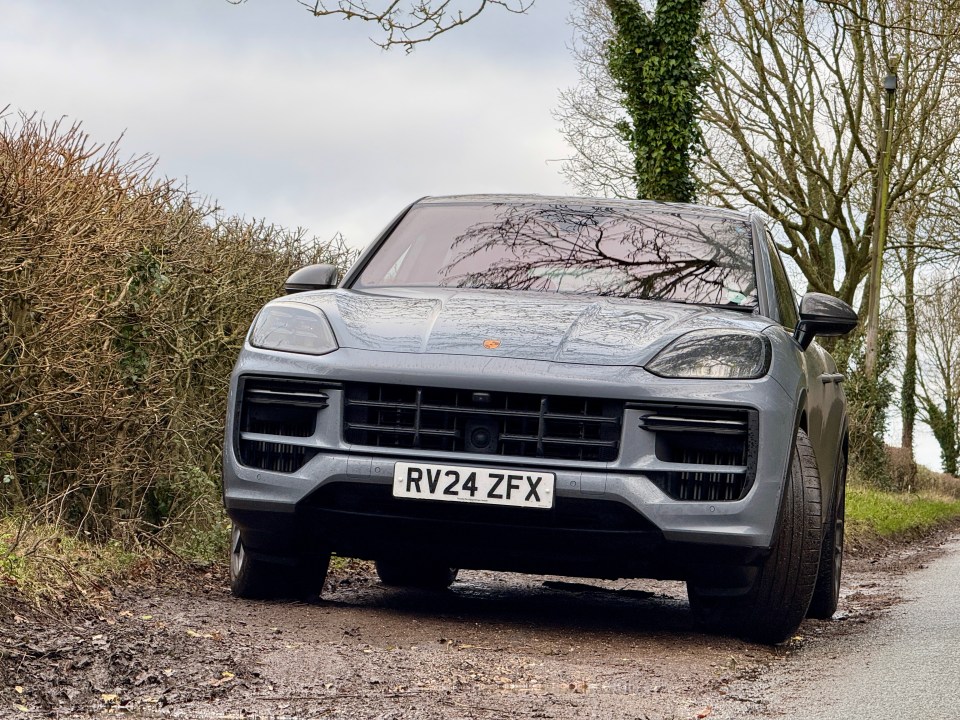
xmin=249 ymin=302 xmax=339 ymax=355
xmin=646 ymin=329 xmax=770 ymax=379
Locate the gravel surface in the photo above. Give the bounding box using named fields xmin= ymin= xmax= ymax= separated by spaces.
xmin=2 ymin=535 xmax=955 ymax=720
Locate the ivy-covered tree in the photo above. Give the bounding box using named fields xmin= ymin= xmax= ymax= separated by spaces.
xmin=605 ymin=0 xmax=705 ymax=203
xmin=917 ymin=272 xmax=960 ymax=475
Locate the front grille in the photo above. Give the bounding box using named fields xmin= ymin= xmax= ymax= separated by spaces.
xmin=305 ymin=482 xmax=655 ymax=532
xmin=343 ymin=383 xmax=623 ymax=462
xmin=637 ymin=404 xmax=758 ymax=502
xmin=236 ymin=377 xmax=330 ymax=472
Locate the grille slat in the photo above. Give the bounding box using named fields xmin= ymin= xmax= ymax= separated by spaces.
xmin=344 ymin=382 xmax=623 ymax=463
xmin=245 ymin=387 xmax=330 ymax=408
xmin=344 ymin=424 xmax=459 ymax=438
xmin=344 ymin=399 xmax=620 ymax=424
xmin=638 ymin=414 xmax=747 ymax=435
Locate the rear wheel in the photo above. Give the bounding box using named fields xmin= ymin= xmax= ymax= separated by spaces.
xmin=375 ymin=559 xmax=459 ymax=589
xmin=807 ymin=453 xmax=846 ymax=619
xmin=229 ymin=523 xmax=330 ymax=600
xmin=688 ymin=428 xmax=822 ymax=644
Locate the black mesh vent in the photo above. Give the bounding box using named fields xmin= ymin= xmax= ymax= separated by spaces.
xmin=637 ymin=405 xmax=757 ymax=502
xmin=343 ymin=383 xmax=623 ymax=463
xmin=236 ymin=377 xmax=329 ymax=472
xmin=305 ymin=482 xmax=654 ymax=532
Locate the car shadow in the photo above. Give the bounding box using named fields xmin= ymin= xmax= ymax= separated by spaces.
xmin=318 ymin=571 xmax=710 ymax=641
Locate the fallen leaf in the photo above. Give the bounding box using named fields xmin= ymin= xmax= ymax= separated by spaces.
xmin=14 ymin=687 xmax=23 ymax=694
xmin=221 ymin=671 xmax=235 ymax=680
xmin=140 ymin=615 xmax=153 ymax=621
xmin=696 ymin=707 xmax=713 ymax=719
xmin=14 ymin=705 xmax=29 ymax=712
xmin=101 ymin=694 xmax=119 ymax=704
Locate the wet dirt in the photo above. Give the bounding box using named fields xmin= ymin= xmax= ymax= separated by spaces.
xmin=2 ymin=534 xmax=956 ymax=720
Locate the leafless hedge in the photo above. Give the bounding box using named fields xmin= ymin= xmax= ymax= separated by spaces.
xmin=0 ymin=114 xmax=356 ymax=543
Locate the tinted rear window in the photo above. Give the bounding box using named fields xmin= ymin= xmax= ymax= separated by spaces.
xmin=354 ymin=203 xmax=757 ymax=306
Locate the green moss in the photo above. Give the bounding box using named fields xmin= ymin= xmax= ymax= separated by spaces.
xmin=846 ymin=484 xmax=960 ymax=539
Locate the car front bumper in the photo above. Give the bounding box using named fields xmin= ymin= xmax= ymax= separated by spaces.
xmin=223 ymin=345 xmax=800 ymax=580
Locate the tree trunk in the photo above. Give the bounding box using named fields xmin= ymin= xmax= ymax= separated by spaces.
xmin=901 ymin=221 xmax=917 ymax=457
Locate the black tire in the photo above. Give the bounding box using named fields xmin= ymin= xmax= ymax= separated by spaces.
xmin=688 ymin=428 xmax=823 ymax=644
xmin=375 ymin=559 xmax=459 ymax=589
xmin=807 ymin=453 xmax=846 ymax=619
xmin=229 ymin=523 xmax=329 ymax=600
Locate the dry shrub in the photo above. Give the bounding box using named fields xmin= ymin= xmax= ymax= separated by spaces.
xmin=883 ymin=445 xmax=960 ymax=499
xmin=0 ymin=113 xmax=356 ymax=545
xmin=885 ymin=445 xmax=919 ymax=494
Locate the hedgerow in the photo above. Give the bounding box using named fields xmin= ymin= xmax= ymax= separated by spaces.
xmin=0 ymin=113 xmax=354 ymax=547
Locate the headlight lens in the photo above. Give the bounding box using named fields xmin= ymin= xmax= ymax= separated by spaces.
xmin=646 ymin=329 xmax=770 ymax=379
xmin=249 ymin=302 xmax=339 ymax=355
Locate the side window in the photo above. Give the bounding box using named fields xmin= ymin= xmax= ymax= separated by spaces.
xmin=766 ymin=233 xmax=799 ymax=329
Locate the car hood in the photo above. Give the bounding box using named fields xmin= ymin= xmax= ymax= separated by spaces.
xmin=288 ymin=287 xmax=773 ymax=367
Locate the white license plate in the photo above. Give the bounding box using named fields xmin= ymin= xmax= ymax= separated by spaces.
xmin=393 ymin=462 xmax=555 ymax=509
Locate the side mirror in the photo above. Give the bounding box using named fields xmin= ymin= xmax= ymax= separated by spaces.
xmin=793 ymin=292 xmax=859 ymax=350
xmin=284 ymin=264 xmax=339 ymax=294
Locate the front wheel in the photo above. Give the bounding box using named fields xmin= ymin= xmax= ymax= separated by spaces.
xmin=688 ymin=429 xmax=823 ymax=644
xmin=807 ymin=453 xmax=846 ymax=619
xmin=229 ymin=523 xmax=329 ymax=600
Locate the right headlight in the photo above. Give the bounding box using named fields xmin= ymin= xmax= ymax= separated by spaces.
xmin=646 ymin=329 xmax=770 ymax=379
xmin=249 ymin=302 xmax=339 ymax=356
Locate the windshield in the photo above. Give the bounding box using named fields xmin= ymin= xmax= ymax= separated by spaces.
xmin=354 ymin=202 xmax=758 ymax=307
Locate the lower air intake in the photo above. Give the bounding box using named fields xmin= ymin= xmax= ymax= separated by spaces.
xmin=637 ymin=404 xmax=758 ymax=502
xmin=236 ymin=376 xmax=329 ymax=473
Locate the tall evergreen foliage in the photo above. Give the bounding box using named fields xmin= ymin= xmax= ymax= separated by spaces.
xmin=605 ymin=0 xmax=705 ymax=202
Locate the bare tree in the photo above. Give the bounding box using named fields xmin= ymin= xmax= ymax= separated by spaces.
xmin=888 ymin=173 xmax=960 ymax=459
xmin=556 ymin=0 xmax=960 ymax=304
xmin=916 ymin=270 xmax=960 ymax=475
xmin=554 ymin=0 xmax=635 ymax=198
xmin=701 ymin=0 xmax=960 ymax=304
xmin=229 ymin=0 xmax=533 ymax=50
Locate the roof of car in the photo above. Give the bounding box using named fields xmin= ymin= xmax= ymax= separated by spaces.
xmin=416 ymin=194 xmax=754 ymax=222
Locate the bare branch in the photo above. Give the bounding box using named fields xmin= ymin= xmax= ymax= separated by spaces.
xmin=228 ymin=0 xmax=534 ymax=50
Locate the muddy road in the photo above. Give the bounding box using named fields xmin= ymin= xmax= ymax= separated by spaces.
xmin=3 ymin=536 xmax=954 ymax=719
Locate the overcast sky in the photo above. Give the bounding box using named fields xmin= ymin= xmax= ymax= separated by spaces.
xmin=2 ymin=0 xmax=578 ymax=247
xmin=1 ymin=0 xmax=945 ymax=471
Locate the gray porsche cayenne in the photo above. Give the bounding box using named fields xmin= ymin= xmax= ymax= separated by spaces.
xmin=222 ymin=195 xmax=858 ymax=643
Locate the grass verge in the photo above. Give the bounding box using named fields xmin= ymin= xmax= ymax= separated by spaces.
xmin=0 ymin=516 xmax=227 ymax=617
xmin=846 ymin=483 xmax=960 ymax=545
xmin=0 ymin=517 xmax=140 ymax=614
